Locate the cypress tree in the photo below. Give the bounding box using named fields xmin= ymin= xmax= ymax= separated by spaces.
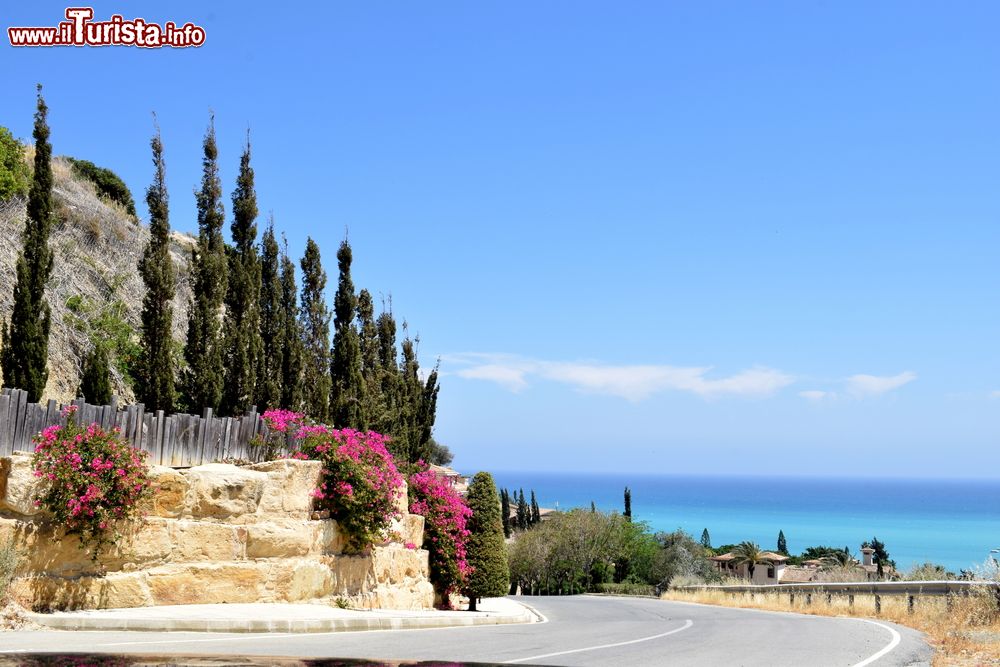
xmin=329 ymin=240 xmax=364 ymax=428
xmin=777 ymin=530 xmax=788 ymax=556
xmin=137 ymin=120 xmax=175 ymax=413
xmin=279 ymin=243 xmax=304 ymax=410
xmin=590 ymin=500 xmax=596 ymax=513
xmin=701 ymin=528 xmax=712 ymax=549
xmin=463 ymin=472 xmax=509 ymax=611
xmin=221 ymin=137 xmax=262 ymax=416
xmin=357 ymin=289 xmax=380 ymax=427
xmin=183 ymin=117 xmax=227 ymax=412
xmin=373 ymin=306 xmax=400 ymax=436
xmin=500 ymin=489 xmax=511 ymax=538
xmin=516 ymin=489 xmax=528 ymax=530
xmin=256 ymin=218 xmax=282 ymax=410
xmin=78 ymin=344 xmax=112 ymax=405
xmin=395 ymin=333 xmax=440 ymax=464
xmin=2 ymin=85 xmax=54 ymax=401
xmin=530 ymin=490 xmax=541 ymax=525
xmin=299 ymin=238 xmax=331 ymax=420
xmin=623 ymin=486 xmax=632 ymax=521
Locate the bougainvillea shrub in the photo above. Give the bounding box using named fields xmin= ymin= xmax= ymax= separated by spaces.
xmin=31 ymin=406 xmax=151 ymax=556
xmin=408 ymin=466 xmax=472 ymax=607
xmin=249 ymin=409 xmax=306 ymax=460
xmin=292 ymin=427 xmax=404 ymax=552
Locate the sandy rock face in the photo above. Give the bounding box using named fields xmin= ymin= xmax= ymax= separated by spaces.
xmin=0 ymin=457 xmax=432 ymax=611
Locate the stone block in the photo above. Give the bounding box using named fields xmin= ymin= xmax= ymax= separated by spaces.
xmin=182 ymin=464 xmax=267 ymax=520
xmin=248 ymin=459 xmax=323 ymax=519
xmin=0 ymin=454 xmax=44 ymax=517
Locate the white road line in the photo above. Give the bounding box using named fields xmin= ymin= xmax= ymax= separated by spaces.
xmin=503 ymin=619 xmax=694 ymax=664
xmin=851 ymin=619 xmax=902 ymax=667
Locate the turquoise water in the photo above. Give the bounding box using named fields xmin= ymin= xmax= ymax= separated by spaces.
xmin=491 ymin=472 xmax=1000 ymax=574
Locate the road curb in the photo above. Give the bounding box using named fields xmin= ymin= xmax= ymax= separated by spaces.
xmin=26 ymin=605 xmax=536 ymax=634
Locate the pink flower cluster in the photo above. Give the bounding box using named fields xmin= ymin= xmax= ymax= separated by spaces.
xmin=261 ymin=409 xmax=305 ymax=434
xmin=31 ymin=411 xmax=150 ymax=556
xmin=294 ymin=427 xmax=404 ymax=551
xmin=409 ymin=467 xmax=473 ymax=603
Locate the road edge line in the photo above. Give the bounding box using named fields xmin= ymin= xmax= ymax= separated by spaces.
xmin=503 ymin=618 xmax=693 ymax=664
xmin=851 ymin=619 xmax=902 ymax=667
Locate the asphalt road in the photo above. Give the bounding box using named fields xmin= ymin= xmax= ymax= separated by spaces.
xmin=0 ymin=595 xmax=932 ymax=666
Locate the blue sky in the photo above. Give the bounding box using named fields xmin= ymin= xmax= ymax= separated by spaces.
xmin=2 ymin=2 xmax=998 ymax=476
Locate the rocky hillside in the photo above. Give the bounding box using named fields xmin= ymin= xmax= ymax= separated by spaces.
xmin=0 ymin=157 xmax=195 ymax=402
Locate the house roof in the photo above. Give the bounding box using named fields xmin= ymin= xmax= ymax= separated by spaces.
xmin=780 ymin=567 xmax=819 ymax=583
xmin=710 ymin=551 xmax=789 ymax=563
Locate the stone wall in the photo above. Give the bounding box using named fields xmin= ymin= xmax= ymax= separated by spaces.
xmin=0 ymin=456 xmax=435 ymax=611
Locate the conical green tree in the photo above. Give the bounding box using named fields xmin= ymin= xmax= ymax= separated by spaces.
xmin=329 ymin=240 xmax=365 ymax=428
xmin=777 ymin=530 xmax=788 ymax=556
xmin=701 ymin=528 xmax=712 ymax=550
xmin=79 ymin=344 xmax=112 ymax=405
xmin=623 ymin=487 xmax=632 ymax=521
xmin=221 ymin=137 xmax=262 ymax=416
xmin=256 ymin=218 xmax=283 ymax=410
xmin=500 ymin=489 xmax=511 ymax=538
xmin=463 ymin=472 xmax=509 ymax=611
xmin=299 ymin=238 xmax=331 ymax=420
xmin=516 ymin=489 xmax=528 ymax=530
xmin=356 ymin=289 xmax=380 ymax=427
xmin=2 ymin=85 xmax=54 ymax=401
xmin=279 ymin=242 xmax=304 ymax=410
xmin=183 ymin=116 xmax=227 ymax=412
xmin=372 ymin=306 xmax=400 ymax=436
xmin=137 ymin=120 xmax=175 ymax=413
xmin=530 ymin=490 xmax=540 ymax=525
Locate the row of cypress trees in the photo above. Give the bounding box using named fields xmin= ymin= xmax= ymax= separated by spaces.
xmin=1 ymin=89 xmax=440 ymax=465
xmin=140 ymin=117 xmax=441 ymax=463
xmin=500 ymin=488 xmax=541 ymax=538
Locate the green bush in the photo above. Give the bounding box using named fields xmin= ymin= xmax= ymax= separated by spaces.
xmin=67 ymin=157 xmax=136 ymax=217
xmin=592 ymin=582 xmax=657 ymax=596
xmin=0 ymin=127 xmax=29 ymax=201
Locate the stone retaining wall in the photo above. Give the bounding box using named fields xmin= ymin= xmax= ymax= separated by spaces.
xmin=0 ymin=456 xmax=434 ymax=611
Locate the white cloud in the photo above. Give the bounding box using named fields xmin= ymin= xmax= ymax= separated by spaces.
xmin=443 ymin=353 xmax=794 ymax=402
xmin=845 ymin=371 xmax=917 ymax=397
xmin=990 ymin=390 xmax=1000 ymax=400
xmin=799 ymin=390 xmax=832 ymax=401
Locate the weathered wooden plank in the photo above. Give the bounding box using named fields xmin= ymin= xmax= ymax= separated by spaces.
xmin=0 ymin=393 xmax=10 ymax=457
xmin=12 ymin=389 xmax=28 ymax=453
xmin=134 ymin=405 xmax=146 ymax=449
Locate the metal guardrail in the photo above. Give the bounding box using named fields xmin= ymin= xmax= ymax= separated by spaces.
xmin=674 ymin=580 xmax=1000 ymax=614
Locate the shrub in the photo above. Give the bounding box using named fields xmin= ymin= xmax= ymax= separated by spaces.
xmin=0 ymin=127 xmax=29 ymax=201
xmin=292 ymin=427 xmax=404 ymax=551
xmin=67 ymin=157 xmax=136 ymax=217
xmin=31 ymin=406 xmax=151 ymax=556
xmin=250 ymin=409 xmax=305 ymax=460
xmin=409 ymin=467 xmax=472 ymax=606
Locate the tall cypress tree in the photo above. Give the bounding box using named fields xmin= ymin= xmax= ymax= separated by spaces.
xmin=220 ymin=137 xmax=262 ymax=416
xmin=357 ymin=289 xmax=380 ymax=427
xmin=500 ymin=489 xmax=511 ymax=538
xmin=701 ymin=528 xmax=712 ymax=549
xmin=78 ymin=344 xmax=112 ymax=404
xmin=463 ymin=472 xmax=510 ymax=611
xmin=279 ymin=242 xmax=303 ymax=410
xmin=395 ymin=333 xmax=439 ymax=464
xmin=329 ymin=240 xmax=364 ymax=428
xmin=183 ymin=116 xmax=227 ymax=412
xmin=777 ymin=530 xmax=788 ymax=556
xmin=623 ymin=487 xmax=632 ymax=521
xmin=137 ymin=120 xmax=175 ymax=413
xmin=2 ymin=85 xmax=54 ymax=401
xmin=516 ymin=489 xmax=528 ymax=530
xmin=299 ymin=238 xmax=331 ymax=420
xmin=530 ymin=490 xmax=541 ymax=525
xmin=257 ymin=218 xmax=282 ymax=410
xmin=373 ymin=306 xmax=400 ymax=436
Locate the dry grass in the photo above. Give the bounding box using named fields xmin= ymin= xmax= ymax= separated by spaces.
xmin=663 ymin=587 xmax=1000 ymax=666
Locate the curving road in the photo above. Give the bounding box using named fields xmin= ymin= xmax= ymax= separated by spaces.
xmin=0 ymin=595 xmax=932 ymax=666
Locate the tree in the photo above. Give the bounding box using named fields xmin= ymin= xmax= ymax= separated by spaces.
xmin=623 ymin=487 xmax=632 ymax=521
xmin=299 ymin=237 xmax=331 ymax=419
xmin=183 ymin=116 xmax=227 ymax=412
xmin=2 ymin=86 xmax=54 ymax=401
xmin=221 ymin=137 xmax=262 ymax=416
xmin=777 ymin=530 xmax=788 ymax=556
xmin=427 ymin=437 xmax=454 ymax=466
xmin=137 ymin=120 xmax=175 ymax=413
xmin=731 ymin=541 xmax=771 ymax=581
xmin=463 ymin=472 xmax=510 ymax=611
xmin=356 ymin=289 xmax=380 ymax=426
xmin=329 ymin=240 xmax=365 ymax=428
xmin=256 ymin=218 xmax=283 ymax=410
xmin=78 ymin=344 xmax=112 ymax=404
xmin=0 ymin=126 xmax=29 ymax=201
xmin=500 ymin=489 xmax=511 ymax=538
xmin=372 ymin=306 xmax=400 ymax=436
xmin=530 ymin=490 xmax=540 ymax=525
xmin=516 ymin=489 xmax=528 ymax=530
xmin=279 ymin=244 xmax=303 ymax=410
xmin=701 ymin=529 xmax=712 ymax=549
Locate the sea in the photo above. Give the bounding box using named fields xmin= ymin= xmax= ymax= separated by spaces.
xmin=490 ymin=471 xmax=1000 ymax=574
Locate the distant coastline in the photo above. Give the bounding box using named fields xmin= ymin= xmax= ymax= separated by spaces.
xmin=490 ymin=471 xmax=1000 ymax=573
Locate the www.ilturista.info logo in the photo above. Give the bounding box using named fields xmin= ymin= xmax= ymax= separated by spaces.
xmin=8 ymin=7 xmax=205 ymax=48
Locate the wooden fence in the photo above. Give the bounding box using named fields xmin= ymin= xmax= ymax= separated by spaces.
xmin=0 ymin=388 xmax=283 ymax=467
